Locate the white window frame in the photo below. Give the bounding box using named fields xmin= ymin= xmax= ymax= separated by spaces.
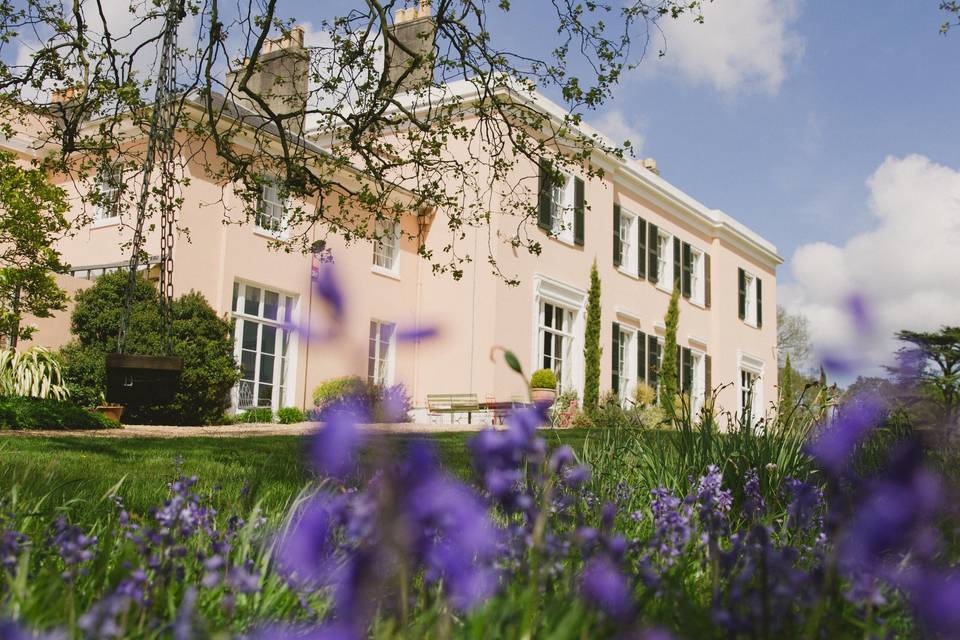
xmin=255 ymin=179 xmax=288 ymax=238
xmin=532 ymin=275 xmax=586 ymax=396
xmin=231 ymin=281 xmax=298 ymax=412
xmin=743 ymin=270 xmax=758 ymax=327
xmin=372 ymin=218 xmax=401 ymax=276
xmin=92 ymin=163 xmax=123 ymax=227
xmin=689 ymin=349 xmax=706 ymax=415
xmin=738 ymin=351 xmax=765 ymax=423
xmin=689 ymin=246 xmax=705 ymax=306
xmin=618 ymin=209 xmax=639 ymax=278
xmin=617 ymin=325 xmax=637 ymax=403
xmin=368 ymin=319 xmax=397 ymax=385
xmin=549 ymin=172 xmax=576 ymax=244
xmin=656 ymin=230 xmax=673 ymax=292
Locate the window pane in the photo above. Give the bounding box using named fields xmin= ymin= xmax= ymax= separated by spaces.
xmin=232 ymin=282 xmax=239 ymax=312
xmin=237 ymin=380 xmax=254 ymax=408
xmin=240 ymin=350 xmax=256 ymax=380
xmin=259 ymin=355 xmax=275 ymax=383
xmin=242 ymin=322 xmax=258 ymax=351
xmin=380 ymin=322 xmax=395 ymax=344
xmin=544 ymin=303 xmax=554 ymax=329
xmin=368 ymin=356 xmax=376 ymax=381
xmin=261 ymin=325 xmax=277 ymax=355
xmin=244 ymin=286 xmax=261 ymax=315
xmin=284 ymin=296 xmax=293 ymax=323
xmin=369 ymin=321 xmax=378 ymax=341
xmin=258 ymin=383 xmax=273 ymax=407
xmin=263 ymin=291 xmax=279 ymax=320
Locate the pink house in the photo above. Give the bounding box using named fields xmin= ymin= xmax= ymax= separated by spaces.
xmin=7 ymin=21 xmax=781 ymax=423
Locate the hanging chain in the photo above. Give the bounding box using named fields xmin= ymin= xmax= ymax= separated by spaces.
xmin=117 ymin=0 xmax=182 ymax=354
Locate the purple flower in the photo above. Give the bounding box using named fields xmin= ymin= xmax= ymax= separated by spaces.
xmin=580 ymin=556 xmax=634 ymax=623
xmin=807 ymin=392 xmax=886 ymax=475
xmin=742 ymin=469 xmax=765 ymax=519
xmin=396 ymin=325 xmax=439 ymax=342
xmin=78 ymin=593 xmax=130 ymax=638
xmin=899 ymin=568 xmax=960 ymax=636
xmin=313 ymin=262 xmax=344 ymax=323
xmin=51 ymin=517 xmax=97 ymax=581
xmin=276 ymin=494 xmax=342 ymax=587
xmin=310 ymin=402 xmax=365 ymax=479
xmin=1 ymin=528 xmax=26 ymax=573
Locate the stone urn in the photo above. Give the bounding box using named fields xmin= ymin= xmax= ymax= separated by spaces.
xmin=95 ymin=404 xmax=124 ymax=423
xmin=530 ymin=387 xmax=557 ymax=404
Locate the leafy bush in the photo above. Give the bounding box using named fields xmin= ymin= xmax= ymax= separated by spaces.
xmin=59 ymin=272 xmax=240 ymax=424
xmin=530 ymin=368 xmax=557 ymax=390
xmin=312 ymin=375 xmax=363 ymax=407
xmin=0 ymin=346 xmax=69 ymax=400
xmin=312 ymin=376 xmax=412 ymax=423
xmin=0 ymin=395 xmax=118 ymax=430
xmin=277 ymin=407 xmax=307 ymax=424
xmin=234 ymin=407 xmax=274 ymax=424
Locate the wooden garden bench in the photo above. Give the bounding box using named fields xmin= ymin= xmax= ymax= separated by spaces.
xmin=426 ymin=393 xmax=480 ymax=424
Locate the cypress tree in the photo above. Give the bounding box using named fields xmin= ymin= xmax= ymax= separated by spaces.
xmin=583 ymin=260 xmax=602 ymax=413
xmin=660 ymin=283 xmax=681 ymax=419
xmin=780 ymin=353 xmax=795 ymax=408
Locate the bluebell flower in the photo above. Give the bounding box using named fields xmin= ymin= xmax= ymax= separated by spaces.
xmin=807 ymin=392 xmax=886 ymax=475
xmin=309 ymin=401 xmax=366 ymax=480
xmin=580 ymin=556 xmax=634 ymax=623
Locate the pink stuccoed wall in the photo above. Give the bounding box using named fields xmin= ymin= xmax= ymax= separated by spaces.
xmin=12 ymin=111 xmax=780 ymax=421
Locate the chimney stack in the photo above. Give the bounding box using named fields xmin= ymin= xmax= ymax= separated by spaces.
xmin=226 ymin=26 xmax=309 ymax=137
xmin=388 ymin=1 xmax=436 ymax=93
xmin=642 ymin=158 xmax=660 ymax=176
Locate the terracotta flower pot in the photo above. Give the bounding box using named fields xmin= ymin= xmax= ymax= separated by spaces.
xmin=95 ymin=405 xmax=124 ymax=423
xmin=530 ymin=388 xmax=557 ymax=404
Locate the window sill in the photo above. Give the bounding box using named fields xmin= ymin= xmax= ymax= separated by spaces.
xmin=656 ymin=282 xmax=674 ymax=295
xmin=371 ymin=264 xmax=401 ymax=281
xmin=687 ymin=298 xmax=706 ymax=309
xmin=616 ymin=266 xmax=641 ymax=280
xmin=91 ymin=217 xmax=120 ymax=229
xmin=544 ymin=229 xmax=577 ymax=248
xmin=253 ymin=227 xmax=287 ymax=241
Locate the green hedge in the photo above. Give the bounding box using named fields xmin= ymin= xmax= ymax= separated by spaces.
xmin=0 ymin=396 xmax=119 ymax=430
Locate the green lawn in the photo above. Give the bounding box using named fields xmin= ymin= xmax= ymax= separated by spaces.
xmin=0 ymin=429 xmax=591 ymax=523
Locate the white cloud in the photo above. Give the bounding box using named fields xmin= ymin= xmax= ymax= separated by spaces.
xmin=590 ymin=109 xmax=645 ymax=156
xmin=780 ymin=154 xmax=960 ymax=373
xmin=658 ymin=0 xmax=804 ymax=95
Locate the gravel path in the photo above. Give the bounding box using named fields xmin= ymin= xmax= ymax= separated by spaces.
xmin=0 ymin=421 xmax=495 ymax=438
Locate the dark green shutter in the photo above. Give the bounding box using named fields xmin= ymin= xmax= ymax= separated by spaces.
xmin=681 ymin=242 xmax=692 ymax=299
xmin=704 ymin=253 xmax=712 ymax=308
xmin=705 ymin=354 xmax=712 ymax=400
xmin=574 ymin=177 xmax=585 ymax=247
xmin=647 ymin=334 xmax=659 ymax=392
xmin=611 ymin=322 xmax=620 ymax=396
xmin=673 ymin=237 xmax=681 ymax=291
xmin=613 ymin=204 xmax=622 ymax=267
xmin=738 ymin=268 xmax=746 ymax=320
xmin=648 ymin=222 xmax=659 ymax=284
xmin=676 ymin=345 xmax=681 ymax=392
xmin=682 ymin=347 xmax=693 ymax=395
xmin=537 ymin=159 xmax=552 ymax=231
xmin=637 ymin=216 xmax=647 ymax=279
xmin=638 ymin=331 xmax=647 ymax=384
xmin=756 ymin=277 xmax=763 ymax=328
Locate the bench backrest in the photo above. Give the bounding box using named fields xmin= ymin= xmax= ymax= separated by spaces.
xmin=427 ymin=393 xmax=479 ymax=410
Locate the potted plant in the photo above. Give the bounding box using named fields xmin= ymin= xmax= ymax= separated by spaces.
xmin=94 ymin=392 xmax=124 ymax=423
xmin=530 ymin=368 xmax=558 ymax=404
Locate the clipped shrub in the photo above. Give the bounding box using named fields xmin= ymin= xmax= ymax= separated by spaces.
xmin=59 ymin=272 xmax=239 ymax=424
xmin=277 ymin=407 xmax=307 ymax=424
xmin=312 ymin=376 xmax=412 ymax=423
xmin=312 ymin=375 xmax=364 ymax=408
xmin=0 ymin=396 xmax=118 ymax=430
xmin=234 ymin=407 xmax=274 ymax=424
xmin=530 ymin=368 xmax=557 ymax=390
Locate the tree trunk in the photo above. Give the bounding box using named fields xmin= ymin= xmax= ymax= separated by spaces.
xmin=9 ymin=284 xmax=20 ymax=349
